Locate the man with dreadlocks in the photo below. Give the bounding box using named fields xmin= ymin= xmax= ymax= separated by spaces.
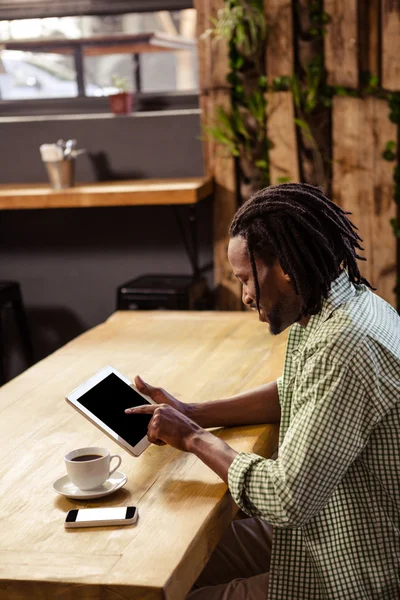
xmin=126 ymin=183 xmax=400 ymax=599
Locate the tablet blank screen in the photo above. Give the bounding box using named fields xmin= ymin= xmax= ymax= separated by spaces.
xmin=76 ymin=373 xmax=152 ymax=448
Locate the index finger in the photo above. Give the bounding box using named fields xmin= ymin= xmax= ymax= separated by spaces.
xmin=125 ymin=405 xmax=157 ymax=415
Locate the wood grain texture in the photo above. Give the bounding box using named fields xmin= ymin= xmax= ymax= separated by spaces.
xmin=332 ymin=96 xmax=397 ymax=306
xmin=267 ymin=91 xmax=300 ymax=184
xmin=382 ymin=0 xmax=400 ymax=90
xmin=0 ymin=178 xmax=213 ymax=210
xmin=366 ymin=0 xmax=381 ymax=80
xmin=196 ymin=0 xmax=212 ymax=95
xmin=324 ymin=0 xmax=359 ymax=88
xmin=195 ymin=0 xmax=241 ymax=310
xmin=264 ymin=0 xmax=294 ymax=79
xmin=210 ymin=90 xmax=242 ymax=311
xmin=0 ymin=311 xmax=286 ymax=599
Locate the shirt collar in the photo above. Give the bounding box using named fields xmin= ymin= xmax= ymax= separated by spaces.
xmin=295 ymin=271 xmax=358 ymax=348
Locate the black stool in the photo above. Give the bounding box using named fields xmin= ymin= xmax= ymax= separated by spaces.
xmin=117 ymin=274 xmax=213 ymax=311
xmin=0 ymin=282 xmax=34 ymax=385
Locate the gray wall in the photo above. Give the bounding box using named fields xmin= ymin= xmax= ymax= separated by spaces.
xmin=0 ymin=110 xmax=212 ymax=380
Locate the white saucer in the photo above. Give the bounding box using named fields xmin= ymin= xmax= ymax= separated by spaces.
xmin=53 ymin=471 xmax=128 ymax=500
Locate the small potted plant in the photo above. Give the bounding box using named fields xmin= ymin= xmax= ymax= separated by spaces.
xmin=108 ymin=74 xmax=134 ymax=115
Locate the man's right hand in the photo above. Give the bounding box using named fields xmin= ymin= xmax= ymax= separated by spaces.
xmin=134 ymin=375 xmax=189 ymax=417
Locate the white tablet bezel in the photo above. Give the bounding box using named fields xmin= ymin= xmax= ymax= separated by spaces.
xmin=65 ymin=365 xmax=156 ymax=457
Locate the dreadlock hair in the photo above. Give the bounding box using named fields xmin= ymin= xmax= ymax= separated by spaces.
xmin=229 ymin=182 xmax=374 ymax=316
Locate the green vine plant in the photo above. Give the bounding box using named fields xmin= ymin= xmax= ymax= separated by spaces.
xmin=203 ymin=3 xmax=265 ymax=56
xmin=385 ymin=92 xmax=400 ymax=307
xmin=202 ymin=0 xmax=270 ymax=200
xmin=382 ymin=139 xmax=399 ymax=237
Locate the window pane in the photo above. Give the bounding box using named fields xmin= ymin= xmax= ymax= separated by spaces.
xmin=84 ymin=53 xmax=135 ymax=96
xmin=141 ymin=50 xmax=198 ymax=93
xmin=0 ymin=17 xmax=85 ymax=41
xmin=0 ymin=50 xmax=78 ymax=100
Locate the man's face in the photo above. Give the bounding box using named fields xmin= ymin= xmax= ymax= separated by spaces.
xmin=227 ymin=235 xmax=303 ymax=335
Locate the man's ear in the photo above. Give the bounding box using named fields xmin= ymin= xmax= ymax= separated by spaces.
xmin=274 ymin=261 xmax=291 ymax=283
xmin=282 ymin=271 xmax=291 ymax=283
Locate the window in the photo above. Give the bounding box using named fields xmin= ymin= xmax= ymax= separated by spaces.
xmin=0 ymin=9 xmax=198 ymax=109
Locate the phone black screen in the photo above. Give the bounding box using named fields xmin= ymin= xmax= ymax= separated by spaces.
xmin=76 ymin=373 xmax=152 ymax=448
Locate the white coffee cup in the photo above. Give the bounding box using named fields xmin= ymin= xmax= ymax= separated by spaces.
xmin=65 ymin=446 xmax=122 ymax=490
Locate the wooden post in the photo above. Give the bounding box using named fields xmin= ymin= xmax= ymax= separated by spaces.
xmin=332 ymin=96 xmax=397 ymax=307
xmin=294 ymin=0 xmax=331 ymax=190
xmin=365 ymin=0 xmax=381 ymax=80
xmin=264 ymin=0 xmax=299 ymax=186
xmin=264 ymin=0 xmax=294 ymax=80
xmin=324 ymin=0 xmax=359 ymax=88
xmin=381 ymin=0 xmax=400 ymax=91
xmin=195 ymin=0 xmax=242 ymax=309
xmin=267 ymin=91 xmax=300 ymax=184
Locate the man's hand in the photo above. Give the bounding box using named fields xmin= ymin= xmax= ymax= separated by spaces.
xmin=125 ymin=403 xmax=201 ymax=452
xmin=125 ymin=400 xmax=238 ymax=483
xmin=133 ymin=376 xmax=189 ymax=416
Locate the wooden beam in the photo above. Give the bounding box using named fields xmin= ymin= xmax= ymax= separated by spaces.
xmin=267 ymin=91 xmax=300 ymax=184
xmin=211 ymin=90 xmax=241 ymax=310
xmin=370 ymin=97 xmax=398 ymax=305
xmin=294 ymin=0 xmax=331 ymax=190
xmin=367 ymin=0 xmax=381 ymax=80
xmin=332 ymin=96 xmax=397 ymax=307
xmin=324 ymin=0 xmax=359 ymax=88
xmin=382 ymin=0 xmax=400 ymax=90
xmin=264 ymin=0 xmax=294 ymax=80
xmin=195 ymin=0 xmax=241 ymax=309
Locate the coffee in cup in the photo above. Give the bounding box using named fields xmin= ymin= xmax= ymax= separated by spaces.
xmin=65 ymin=446 xmax=122 ymax=490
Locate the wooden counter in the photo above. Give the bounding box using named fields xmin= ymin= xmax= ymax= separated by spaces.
xmin=0 ymin=177 xmax=213 ymax=210
xmin=0 ymin=310 xmax=286 ymax=599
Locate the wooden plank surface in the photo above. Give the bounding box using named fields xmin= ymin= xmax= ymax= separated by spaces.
xmin=332 ymin=96 xmax=397 ymax=307
xmin=208 ymin=0 xmax=239 ymax=312
xmin=0 ymin=311 xmax=286 ymax=599
xmin=0 ymin=178 xmax=213 ymax=210
xmin=324 ymin=0 xmax=359 ymax=88
xmin=366 ymin=0 xmax=380 ymax=80
xmin=267 ymin=91 xmax=300 ymax=184
xmin=382 ymin=0 xmax=400 ymax=90
xmin=195 ymin=0 xmax=241 ymax=310
xmin=264 ymin=0 xmax=294 ymax=80
xmin=211 ymin=90 xmax=242 ymax=310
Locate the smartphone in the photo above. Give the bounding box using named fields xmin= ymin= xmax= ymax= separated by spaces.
xmin=65 ymin=506 xmax=138 ymax=529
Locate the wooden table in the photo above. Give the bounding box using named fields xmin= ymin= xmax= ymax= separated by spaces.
xmin=0 ymin=311 xmax=287 ymax=599
xmin=0 ymin=177 xmax=213 ymax=210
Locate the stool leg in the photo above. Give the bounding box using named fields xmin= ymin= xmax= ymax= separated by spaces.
xmin=12 ymin=291 xmax=34 ymax=367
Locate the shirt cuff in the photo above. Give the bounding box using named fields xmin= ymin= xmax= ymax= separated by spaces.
xmin=228 ymin=452 xmax=265 ymax=516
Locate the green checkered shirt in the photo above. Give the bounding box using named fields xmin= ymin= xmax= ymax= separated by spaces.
xmin=228 ymin=271 xmax=400 ymax=599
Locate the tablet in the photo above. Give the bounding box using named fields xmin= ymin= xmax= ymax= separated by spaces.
xmin=65 ymin=366 xmax=156 ymax=457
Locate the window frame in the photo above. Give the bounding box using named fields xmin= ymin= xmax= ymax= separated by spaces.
xmin=0 ymin=1 xmax=198 ymax=116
